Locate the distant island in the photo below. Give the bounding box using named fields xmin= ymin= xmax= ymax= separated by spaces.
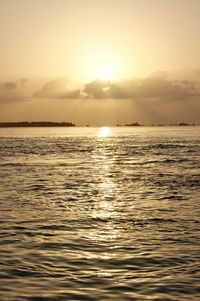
xmin=0 ymin=121 xmax=75 ymax=127
xmin=125 ymin=122 xmax=142 ymax=126
xmin=124 ymin=122 xmax=197 ymax=127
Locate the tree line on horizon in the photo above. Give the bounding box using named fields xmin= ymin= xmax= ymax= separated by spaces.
xmin=0 ymin=121 xmax=75 ymax=127
xmin=0 ymin=121 xmax=198 ymax=127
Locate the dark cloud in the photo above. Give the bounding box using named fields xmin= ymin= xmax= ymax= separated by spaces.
xmin=3 ymin=82 xmax=17 ymax=90
xmin=82 ymin=80 xmax=112 ymax=98
xmin=0 ymin=79 xmax=28 ymax=104
xmin=34 ymin=72 xmax=199 ymax=102
xmin=81 ymin=76 xmax=198 ymax=100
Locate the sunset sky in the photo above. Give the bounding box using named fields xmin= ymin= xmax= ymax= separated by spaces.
xmin=0 ymin=0 xmax=200 ymax=125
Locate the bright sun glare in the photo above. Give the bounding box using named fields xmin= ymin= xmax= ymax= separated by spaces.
xmin=98 ymin=127 xmax=111 ymax=137
xmin=84 ymin=51 xmax=121 ymax=81
xmin=97 ymin=70 xmax=112 ymax=81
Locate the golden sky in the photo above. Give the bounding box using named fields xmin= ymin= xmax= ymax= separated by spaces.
xmin=0 ymin=0 xmax=200 ymax=125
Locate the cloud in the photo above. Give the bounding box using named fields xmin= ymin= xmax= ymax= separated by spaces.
xmin=0 ymin=79 xmax=28 ymax=104
xmin=148 ymin=70 xmax=169 ymax=79
xmin=34 ymin=77 xmax=81 ymax=99
xmin=81 ymin=76 xmax=198 ymax=100
xmin=34 ymin=72 xmax=199 ymax=102
xmin=3 ymin=82 xmax=17 ymax=90
xmin=82 ymin=80 xmax=112 ymax=98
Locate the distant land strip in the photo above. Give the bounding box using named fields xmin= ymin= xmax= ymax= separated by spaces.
xmin=0 ymin=122 xmax=198 ymax=127
xmin=0 ymin=121 xmax=75 ymax=127
xmin=123 ymin=122 xmax=197 ymax=126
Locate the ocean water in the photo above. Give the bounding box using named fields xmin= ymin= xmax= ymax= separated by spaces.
xmin=0 ymin=126 xmax=200 ymax=301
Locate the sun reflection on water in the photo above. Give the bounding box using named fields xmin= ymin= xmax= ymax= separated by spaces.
xmin=86 ymin=135 xmax=121 ymax=245
xmin=98 ymin=127 xmax=111 ymax=137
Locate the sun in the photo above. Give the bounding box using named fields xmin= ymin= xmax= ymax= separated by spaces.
xmin=97 ymin=70 xmax=112 ymax=81
xmin=82 ymin=50 xmax=123 ymax=82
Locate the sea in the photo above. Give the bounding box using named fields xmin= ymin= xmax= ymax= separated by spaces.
xmin=0 ymin=126 xmax=200 ymax=301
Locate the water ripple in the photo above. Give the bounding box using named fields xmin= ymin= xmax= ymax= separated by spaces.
xmin=0 ymin=127 xmax=200 ymax=300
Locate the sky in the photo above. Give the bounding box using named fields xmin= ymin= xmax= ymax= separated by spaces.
xmin=0 ymin=0 xmax=200 ymax=125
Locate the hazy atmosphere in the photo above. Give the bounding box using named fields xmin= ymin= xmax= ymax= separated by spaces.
xmin=1 ymin=2 xmax=200 ymax=300
xmin=0 ymin=0 xmax=200 ymax=124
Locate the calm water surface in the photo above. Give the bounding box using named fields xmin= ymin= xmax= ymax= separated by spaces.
xmin=0 ymin=127 xmax=200 ymax=300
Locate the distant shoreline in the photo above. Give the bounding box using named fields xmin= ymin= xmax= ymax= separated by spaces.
xmin=0 ymin=122 xmax=75 ymax=127
xmin=0 ymin=122 xmax=199 ymax=128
